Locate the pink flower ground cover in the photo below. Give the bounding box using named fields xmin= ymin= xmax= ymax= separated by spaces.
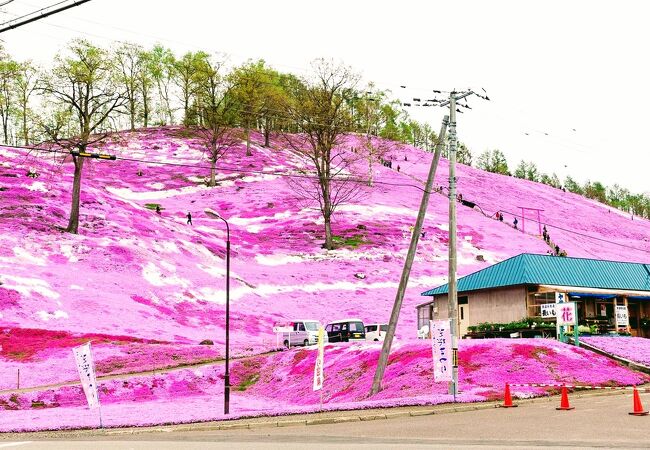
xmin=2 ymin=127 xmax=650 ymax=429
xmin=0 ymin=339 xmax=645 ymax=432
xmin=582 ymin=336 xmax=650 ymax=367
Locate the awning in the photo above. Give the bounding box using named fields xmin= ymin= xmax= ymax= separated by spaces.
xmin=538 ymin=285 xmax=650 ymax=297
xmin=628 ymin=296 xmax=650 ymax=301
xmin=569 ymin=293 xmax=616 ymax=299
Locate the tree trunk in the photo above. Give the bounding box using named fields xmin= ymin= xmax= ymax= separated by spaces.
xmin=143 ymin=95 xmax=149 ymax=128
xmin=263 ymin=117 xmax=270 ymax=147
xmin=130 ymin=98 xmax=136 ymax=130
xmin=245 ymin=124 xmax=252 ymax=156
xmin=324 ymin=215 xmax=333 ymax=250
xmin=66 ymin=155 xmax=84 ymax=234
xmin=22 ymin=111 xmax=28 ymax=145
xmin=209 ymin=150 xmax=216 ymax=187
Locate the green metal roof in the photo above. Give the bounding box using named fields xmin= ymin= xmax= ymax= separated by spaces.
xmin=421 ymin=253 xmax=650 ymax=296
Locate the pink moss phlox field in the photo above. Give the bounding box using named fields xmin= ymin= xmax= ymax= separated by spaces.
xmin=582 ymin=336 xmax=650 ymax=366
xmin=0 ymin=339 xmax=646 ymax=432
xmin=2 ymin=127 xmax=650 ymax=430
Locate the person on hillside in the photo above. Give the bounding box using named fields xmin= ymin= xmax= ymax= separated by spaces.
xmin=499 ymin=212 xmax=504 ymax=222
xmin=555 ymin=245 xmax=560 ymax=255
xmin=397 ymin=165 xmax=401 ymax=172
xmin=457 ymin=193 xmax=463 ymax=202
xmin=542 ymin=229 xmax=547 ymax=241
xmin=156 ymin=205 xmax=161 ymax=215
xmin=513 ymin=217 xmax=518 ymax=229
xmin=186 ymin=212 xmax=192 ymax=225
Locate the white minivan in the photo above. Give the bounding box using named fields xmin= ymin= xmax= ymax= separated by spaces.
xmin=281 ymin=320 xmax=327 ymax=347
xmin=365 ymin=323 xmax=389 ymax=341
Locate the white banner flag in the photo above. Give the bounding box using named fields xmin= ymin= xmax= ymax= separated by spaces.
xmin=431 ymin=320 xmax=452 ymax=382
xmin=313 ymin=326 xmax=325 ymax=391
xmin=73 ymin=342 xmax=100 ymax=409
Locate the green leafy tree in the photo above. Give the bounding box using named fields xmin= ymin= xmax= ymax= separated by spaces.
xmin=477 ymin=149 xmax=510 ymax=175
xmin=192 ymin=56 xmax=239 ymax=186
xmin=148 ymin=45 xmax=176 ymax=125
xmin=114 ymin=42 xmax=145 ymax=130
xmin=283 ymin=59 xmax=363 ymax=250
xmin=14 ymin=60 xmax=38 ymax=145
xmin=564 ymin=176 xmax=582 ymax=194
xmin=173 ymin=50 xmax=209 ymax=126
xmin=39 ymin=39 xmax=125 ymax=233
xmin=0 ymin=51 xmax=19 ymax=143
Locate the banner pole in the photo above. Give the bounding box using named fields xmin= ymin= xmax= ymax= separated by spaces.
xmin=98 ymin=405 xmax=103 ymax=428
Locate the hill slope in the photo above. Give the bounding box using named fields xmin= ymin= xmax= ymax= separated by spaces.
xmin=1 ymin=127 xmax=649 ymax=369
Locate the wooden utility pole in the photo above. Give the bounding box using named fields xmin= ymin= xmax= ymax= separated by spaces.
xmin=370 ymin=115 xmax=449 ymax=396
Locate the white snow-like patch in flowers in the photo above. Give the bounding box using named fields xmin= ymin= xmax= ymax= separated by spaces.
xmin=13 ymin=247 xmax=46 ymax=266
xmin=106 ymin=184 xmax=211 ymax=200
xmin=151 ymin=240 xmax=180 ymax=254
xmin=69 ymin=284 xmax=83 ymax=290
xmin=59 ymin=244 xmax=79 ymax=262
xmin=25 ymin=181 xmax=48 ymax=192
xmin=142 ymin=262 xmax=190 ymax=288
xmin=255 ymin=253 xmax=305 ymax=266
xmin=196 ymin=274 xmax=445 ymax=304
xmin=228 ymin=211 xmax=294 ymax=228
xmin=36 ymin=310 xmax=69 ymax=321
xmin=338 ymin=204 xmax=417 ymax=218
xmin=239 ymin=173 xmax=280 ymax=183
xmin=147 ymin=182 xmax=165 ymax=190
xmin=1 ymin=275 xmax=60 ymax=299
xmin=197 ymin=263 xmax=226 ymax=277
xmin=247 ymin=224 xmax=263 ymax=233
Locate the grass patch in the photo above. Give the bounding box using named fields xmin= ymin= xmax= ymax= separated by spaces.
xmin=236 ymin=373 xmax=260 ymax=391
xmin=144 ymin=203 xmax=161 ymax=210
xmin=332 ymin=234 xmax=366 ymax=248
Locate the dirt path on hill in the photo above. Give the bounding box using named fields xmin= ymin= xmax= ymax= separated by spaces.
xmin=0 ymin=350 xmax=278 ymax=395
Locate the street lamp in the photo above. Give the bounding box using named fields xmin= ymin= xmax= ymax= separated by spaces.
xmin=205 ymin=208 xmax=231 ymax=415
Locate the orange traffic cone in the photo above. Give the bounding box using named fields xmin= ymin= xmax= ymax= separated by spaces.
xmin=556 ymin=385 xmax=574 ymax=410
xmin=629 ymin=387 xmax=649 ymax=416
xmin=502 ymin=383 xmax=518 ymax=408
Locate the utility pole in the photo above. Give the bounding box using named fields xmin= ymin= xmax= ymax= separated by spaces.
xmin=447 ymin=93 xmax=459 ymax=399
xmin=370 ymin=115 xmax=449 ymax=396
xmin=437 ymin=88 xmax=488 ymax=399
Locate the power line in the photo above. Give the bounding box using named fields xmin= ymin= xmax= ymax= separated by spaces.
xmin=0 ymin=0 xmax=91 ymax=33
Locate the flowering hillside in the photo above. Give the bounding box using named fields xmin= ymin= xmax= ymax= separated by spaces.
xmin=1 ymin=126 xmax=650 ymax=372
xmin=0 ymin=339 xmax=645 ymax=432
xmin=582 ymin=336 xmax=650 ymax=367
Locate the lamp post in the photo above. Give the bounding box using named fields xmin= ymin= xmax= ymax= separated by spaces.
xmin=205 ymin=208 xmax=231 ymax=415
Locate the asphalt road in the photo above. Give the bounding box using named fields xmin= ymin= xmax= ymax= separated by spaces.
xmin=2 ymin=391 xmax=649 ymax=449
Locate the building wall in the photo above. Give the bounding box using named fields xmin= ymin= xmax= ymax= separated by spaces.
xmin=424 ymin=285 xmax=527 ymax=325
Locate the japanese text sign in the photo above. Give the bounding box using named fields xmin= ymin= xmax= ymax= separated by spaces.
xmin=72 ymin=342 xmax=100 ymax=409
xmin=313 ymin=327 xmax=325 ymax=391
xmin=430 ymin=320 xmax=452 ymax=382
xmin=556 ymin=302 xmax=576 ymax=326
xmin=616 ymin=305 xmax=629 ymax=327
xmin=540 ymin=303 xmax=556 ymax=318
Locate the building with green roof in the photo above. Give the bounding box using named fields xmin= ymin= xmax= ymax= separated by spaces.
xmin=417 ymin=253 xmax=650 ymax=338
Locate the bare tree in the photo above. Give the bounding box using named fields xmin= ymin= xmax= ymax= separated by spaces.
xmin=0 ymin=49 xmax=19 ymax=144
xmin=283 ymin=59 xmax=363 ymax=250
xmin=191 ymin=56 xmax=239 ymax=186
xmin=173 ymin=51 xmax=209 ymax=126
xmin=39 ymin=39 xmax=125 ymax=234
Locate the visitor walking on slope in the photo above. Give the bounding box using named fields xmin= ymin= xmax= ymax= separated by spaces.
xmin=186 ymin=212 xmax=192 ymax=225
xmin=513 ymin=217 xmax=518 ymax=229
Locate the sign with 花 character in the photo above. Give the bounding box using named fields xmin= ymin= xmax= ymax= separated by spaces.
xmin=430 ymin=320 xmax=452 ymax=382
xmin=556 ymin=302 xmax=577 ymax=326
xmin=540 ymin=303 xmax=557 ymax=318
xmin=72 ymin=342 xmax=100 ymax=409
xmin=616 ymin=305 xmax=629 ymax=327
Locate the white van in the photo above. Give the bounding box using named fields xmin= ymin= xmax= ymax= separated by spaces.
xmin=365 ymin=323 xmax=388 ymax=341
xmin=281 ymin=320 xmax=327 ymax=347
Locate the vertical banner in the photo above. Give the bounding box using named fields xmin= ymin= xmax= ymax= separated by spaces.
xmin=431 ymin=319 xmax=452 ymax=382
xmin=72 ymin=342 xmax=100 ymax=409
xmin=313 ymin=327 xmax=325 ymax=391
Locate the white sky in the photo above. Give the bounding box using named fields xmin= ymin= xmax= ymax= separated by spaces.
xmin=2 ymin=0 xmax=649 ymax=193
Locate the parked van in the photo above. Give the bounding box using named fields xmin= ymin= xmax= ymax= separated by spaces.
xmin=281 ymin=320 xmax=326 ymax=347
xmin=325 ymin=319 xmax=366 ymax=342
xmin=365 ymin=323 xmax=388 ymax=341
